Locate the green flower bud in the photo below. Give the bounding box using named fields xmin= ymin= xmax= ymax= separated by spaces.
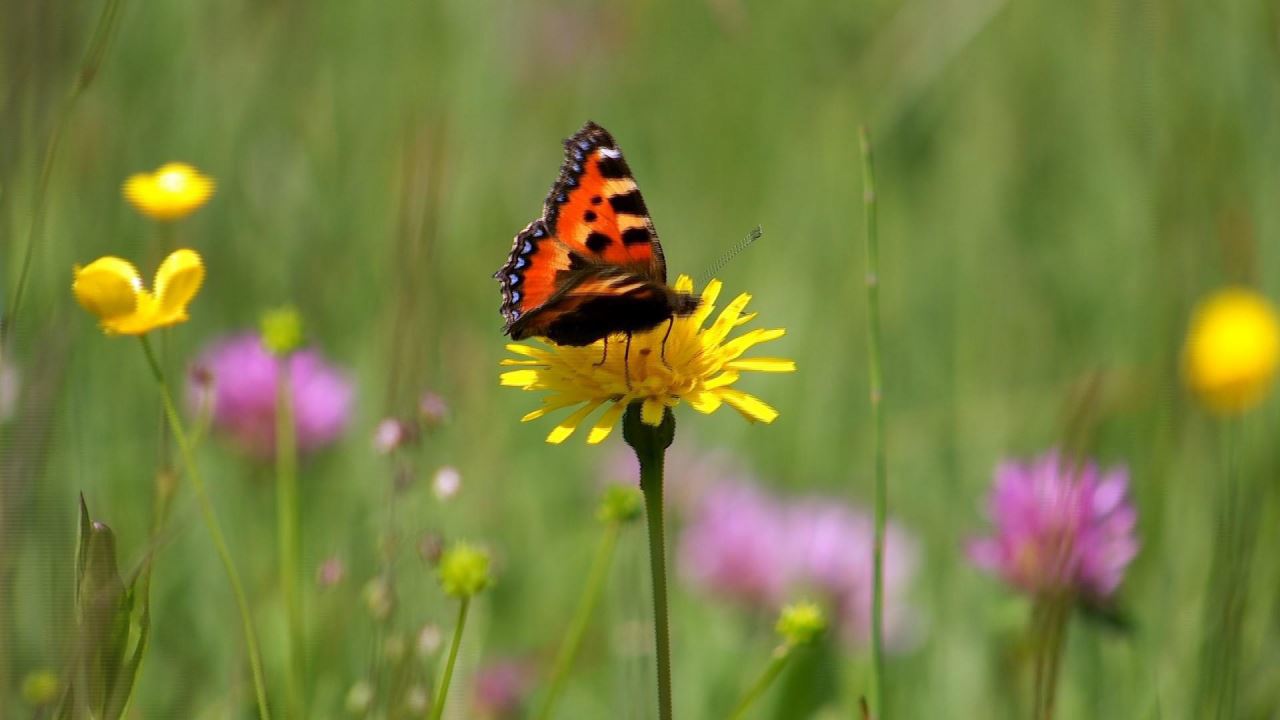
xmin=776 ymin=601 xmax=826 ymax=646
xmin=362 ymin=576 xmax=396 ymax=622
xmin=437 ymin=542 xmax=492 ymax=598
xmin=345 ymin=680 xmax=373 ymax=715
xmin=21 ymin=670 xmax=59 ymax=707
xmin=597 ymin=485 xmax=644 ymax=524
xmin=260 ymin=306 xmax=303 ymax=356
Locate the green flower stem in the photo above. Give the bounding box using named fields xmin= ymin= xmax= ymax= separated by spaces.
xmin=537 ymin=519 xmax=623 ymax=719
xmin=1195 ymin=418 xmax=1253 ymax=718
xmin=430 ymin=597 xmax=471 ymax=720
xmin=727 ymin=645 xmax=794 ymax=720
xmin=859 ymin=126 xmax=888 ymax=718
xmin=623 ymin=404 xmax=675 ymax=720
xmin=4 ymin=0 xmax=125 ymax=342
xmin=276 ymin=362 xmax=305 ymax=719
xmin=139 ymin=336 xmax=272 ymax=720
xmin=1030 ymin=594 xmax=1071 ymax=720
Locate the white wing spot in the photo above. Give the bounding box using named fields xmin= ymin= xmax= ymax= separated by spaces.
xmin=598 ymin=147 xmax=621 ymax=159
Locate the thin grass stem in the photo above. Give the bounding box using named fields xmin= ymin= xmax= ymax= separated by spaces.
xmin=4 ymin=0 xmax=125 ymax=342
xmin=727 ymin=645 xmax=793 ymax=720
xmin=859 ymin=125 xmax=888 ymax=718
xmin=139 ymin=336 xmax=272 ymax=720
xmin=429 ymin=597 xmax=471 ymax=720
xmin=276 ymin=362 xmax=305 ymax=718
xmin=536 ymin=519 xmax=623 ymax=720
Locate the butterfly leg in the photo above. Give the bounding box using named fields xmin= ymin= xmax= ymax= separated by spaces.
xmin=659 ymin=317 xmax=676 ymax=368
xmin=623 ymin=333 xmax=633 ymax=389
xmin=593 ymin=337 xmax=609 ymax=367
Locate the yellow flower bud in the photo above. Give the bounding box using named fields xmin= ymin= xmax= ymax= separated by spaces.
xmin=123 ymin=162 xmax=215 ymax=221
xmin=437 ymin=542 xmax=492 ymax=598
xmin=72 ymin=249 xmax=204 ymax=335
xmin=1183 ymin=287 xmax=1280 ymax=414
xmin=775 ymin=601 xmax=826 ymax=646
xmin=261 ymin=306 xmax=304 ymax=356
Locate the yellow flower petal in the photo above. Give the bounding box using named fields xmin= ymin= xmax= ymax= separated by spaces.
xmin=726 ymin=358 xmax=797 ymax=373
xmin=500 ymin=369 xmax=543 ymax=388
xmin=499 ymin=277 xmax=792 ymax=443
xmin=72 ymin=257 xmax=142 ymax=322
xmin=687 ymin=390 xmax=723 ymax=414
xmin=123 ymin=163 xmax=215 ymax=221
xmin=719 ymin=328 xmax=786 ymax=361
xmin=717 ymin=388 xmax=779 ymax=423
xmin=1184 ymin=287 xmax=1280 ymax=414
xmin=152 ymin=249 xmax=204 ymax=323
xmin=586 ymin=399 xmax=630 ymax=444
xmin=640 ymin=396 xmax=666 ymax=426
xmin=691 ymin=279 xmax=723 ymax=328
xmin=703 ymin=293 xmax=752 ymax=348
xmin=546 ymin=401 xmax=604 ymax=444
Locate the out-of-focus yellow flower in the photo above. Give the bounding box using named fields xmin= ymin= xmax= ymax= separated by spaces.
xmin=1183 ymin=287 xmax=1280 ymax=414
xmin=72 ymin=249 xmax=204 ymax=335
xmin=123 ymin=162 xmax=215 ymax=221
xmin=500 ymin=276 xmax=795 ymax=445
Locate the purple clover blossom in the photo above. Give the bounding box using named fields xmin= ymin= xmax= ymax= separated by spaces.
xmin=679 ymin=481 xmax=794 ymax=607
xmin=968 ymin=450 xmax=1139 ymax=601
xmin=190 ymin=333 xmax=353 ymax=458
xmin=471 ymin=659 xmax=532 ymax=718
xmin=786 ymin=500 xmax=921 ymax=649
xmin=677 ymin=477 xmax=922 ymax=650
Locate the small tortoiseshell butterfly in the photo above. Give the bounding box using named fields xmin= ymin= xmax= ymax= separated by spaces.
xmin=495 ymin=122 xmax=699 ymax=346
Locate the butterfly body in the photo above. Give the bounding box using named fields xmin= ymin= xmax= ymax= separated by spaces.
xmin=496 ymin=122 xmax=698 ymax=346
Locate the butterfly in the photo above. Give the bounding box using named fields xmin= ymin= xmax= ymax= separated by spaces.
xmin=495 ymin=122 xmax=699 ymax=347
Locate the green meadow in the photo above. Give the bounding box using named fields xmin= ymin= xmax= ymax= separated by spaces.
xmin=3 ymin=0 xmax=1280 ymax=717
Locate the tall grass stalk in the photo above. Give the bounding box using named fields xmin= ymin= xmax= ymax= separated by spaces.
xmin=4 ymin=0 xmax=125 ymax=342
xmin=139 ymin=336 xmax=272 ymax=720
xmin=727 ymin=646 xmax=792 ymax=720
xmin=276 ymin=363 xmax=305 ymax=718
xmin=536 ymin=518 xmax=623 ymax=720
xmin=430 ymin=597 xmax=471 ymax=720
xmin=859 ymin=125 xmax=888 ymax=718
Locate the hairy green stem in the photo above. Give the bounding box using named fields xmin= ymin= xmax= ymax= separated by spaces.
xmin=430 ymin=597 xmax=471 ymax=720
xmin=727 ymin=645 xmax=793 ymax=720
xmin=624 ymin=404 xmax=675 ymax=720
xmin=537 ymin=520 xmax=622 ymax=719
xmin=276 ymin=363 xmax=304 ymax=718
xmin=859 ymin=125 xmax=888 ymax=718
xmin=4 ymin=0 xmax=125 ymax=342
xmin=139 ymin=337 xmax=272 ymax=720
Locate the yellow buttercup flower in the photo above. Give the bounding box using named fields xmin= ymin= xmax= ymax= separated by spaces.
xmin=123 ymin=162 xmax=215 ymax=221
xmin=72 ymin=249 xmax=205 ymax=335
xmin=1183 ymin=287 xmax=1280 ymax=414
xmin=500 ymin=276 xmax=795 ymax=444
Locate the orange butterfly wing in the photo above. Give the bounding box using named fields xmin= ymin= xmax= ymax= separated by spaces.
xmin=542 ymin=122 xmax=666 ymax=282
xmin=496 ymin=122 xmax=697 ymax=346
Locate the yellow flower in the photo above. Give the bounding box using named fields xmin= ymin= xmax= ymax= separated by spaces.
xmin=72 ymin=249 xmax=205 ymax=335
xmin=123 ymin=162 xmax=215 ymax=221
xmin=500 ymin=276 xmax=795 ymax=444
xmin=1183 ymin=287 xmax=1280 ymax=414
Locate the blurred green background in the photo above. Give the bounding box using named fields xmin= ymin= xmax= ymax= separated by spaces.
xmin=3 ymin=0 xmax=1280 ymax=717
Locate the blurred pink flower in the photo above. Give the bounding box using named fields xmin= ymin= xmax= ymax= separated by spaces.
xmin=190 ymin=333 xmax=353 ymax=458
xmin=471 ymin=659 xmax=532 ymax=718
xmin=372 ymin=418 xmax=412 ymax=454
xmin=786 ymin=500 xmax=920 ymax=649
xmin=418 ymin=391 xmax=449 ymax=427
xmin=432 ymin=466 xmax=461 ymax=500
xmin=678 ymin=477 xmax=922 ymax=650
xmin=968 ymin=450 xmax=1139 ymax=600
xmin=680 ymin=481 xmax=793 ymax=607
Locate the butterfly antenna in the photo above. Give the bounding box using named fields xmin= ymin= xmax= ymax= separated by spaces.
xmin=699 ymin=225 xmax=763 ymax=284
